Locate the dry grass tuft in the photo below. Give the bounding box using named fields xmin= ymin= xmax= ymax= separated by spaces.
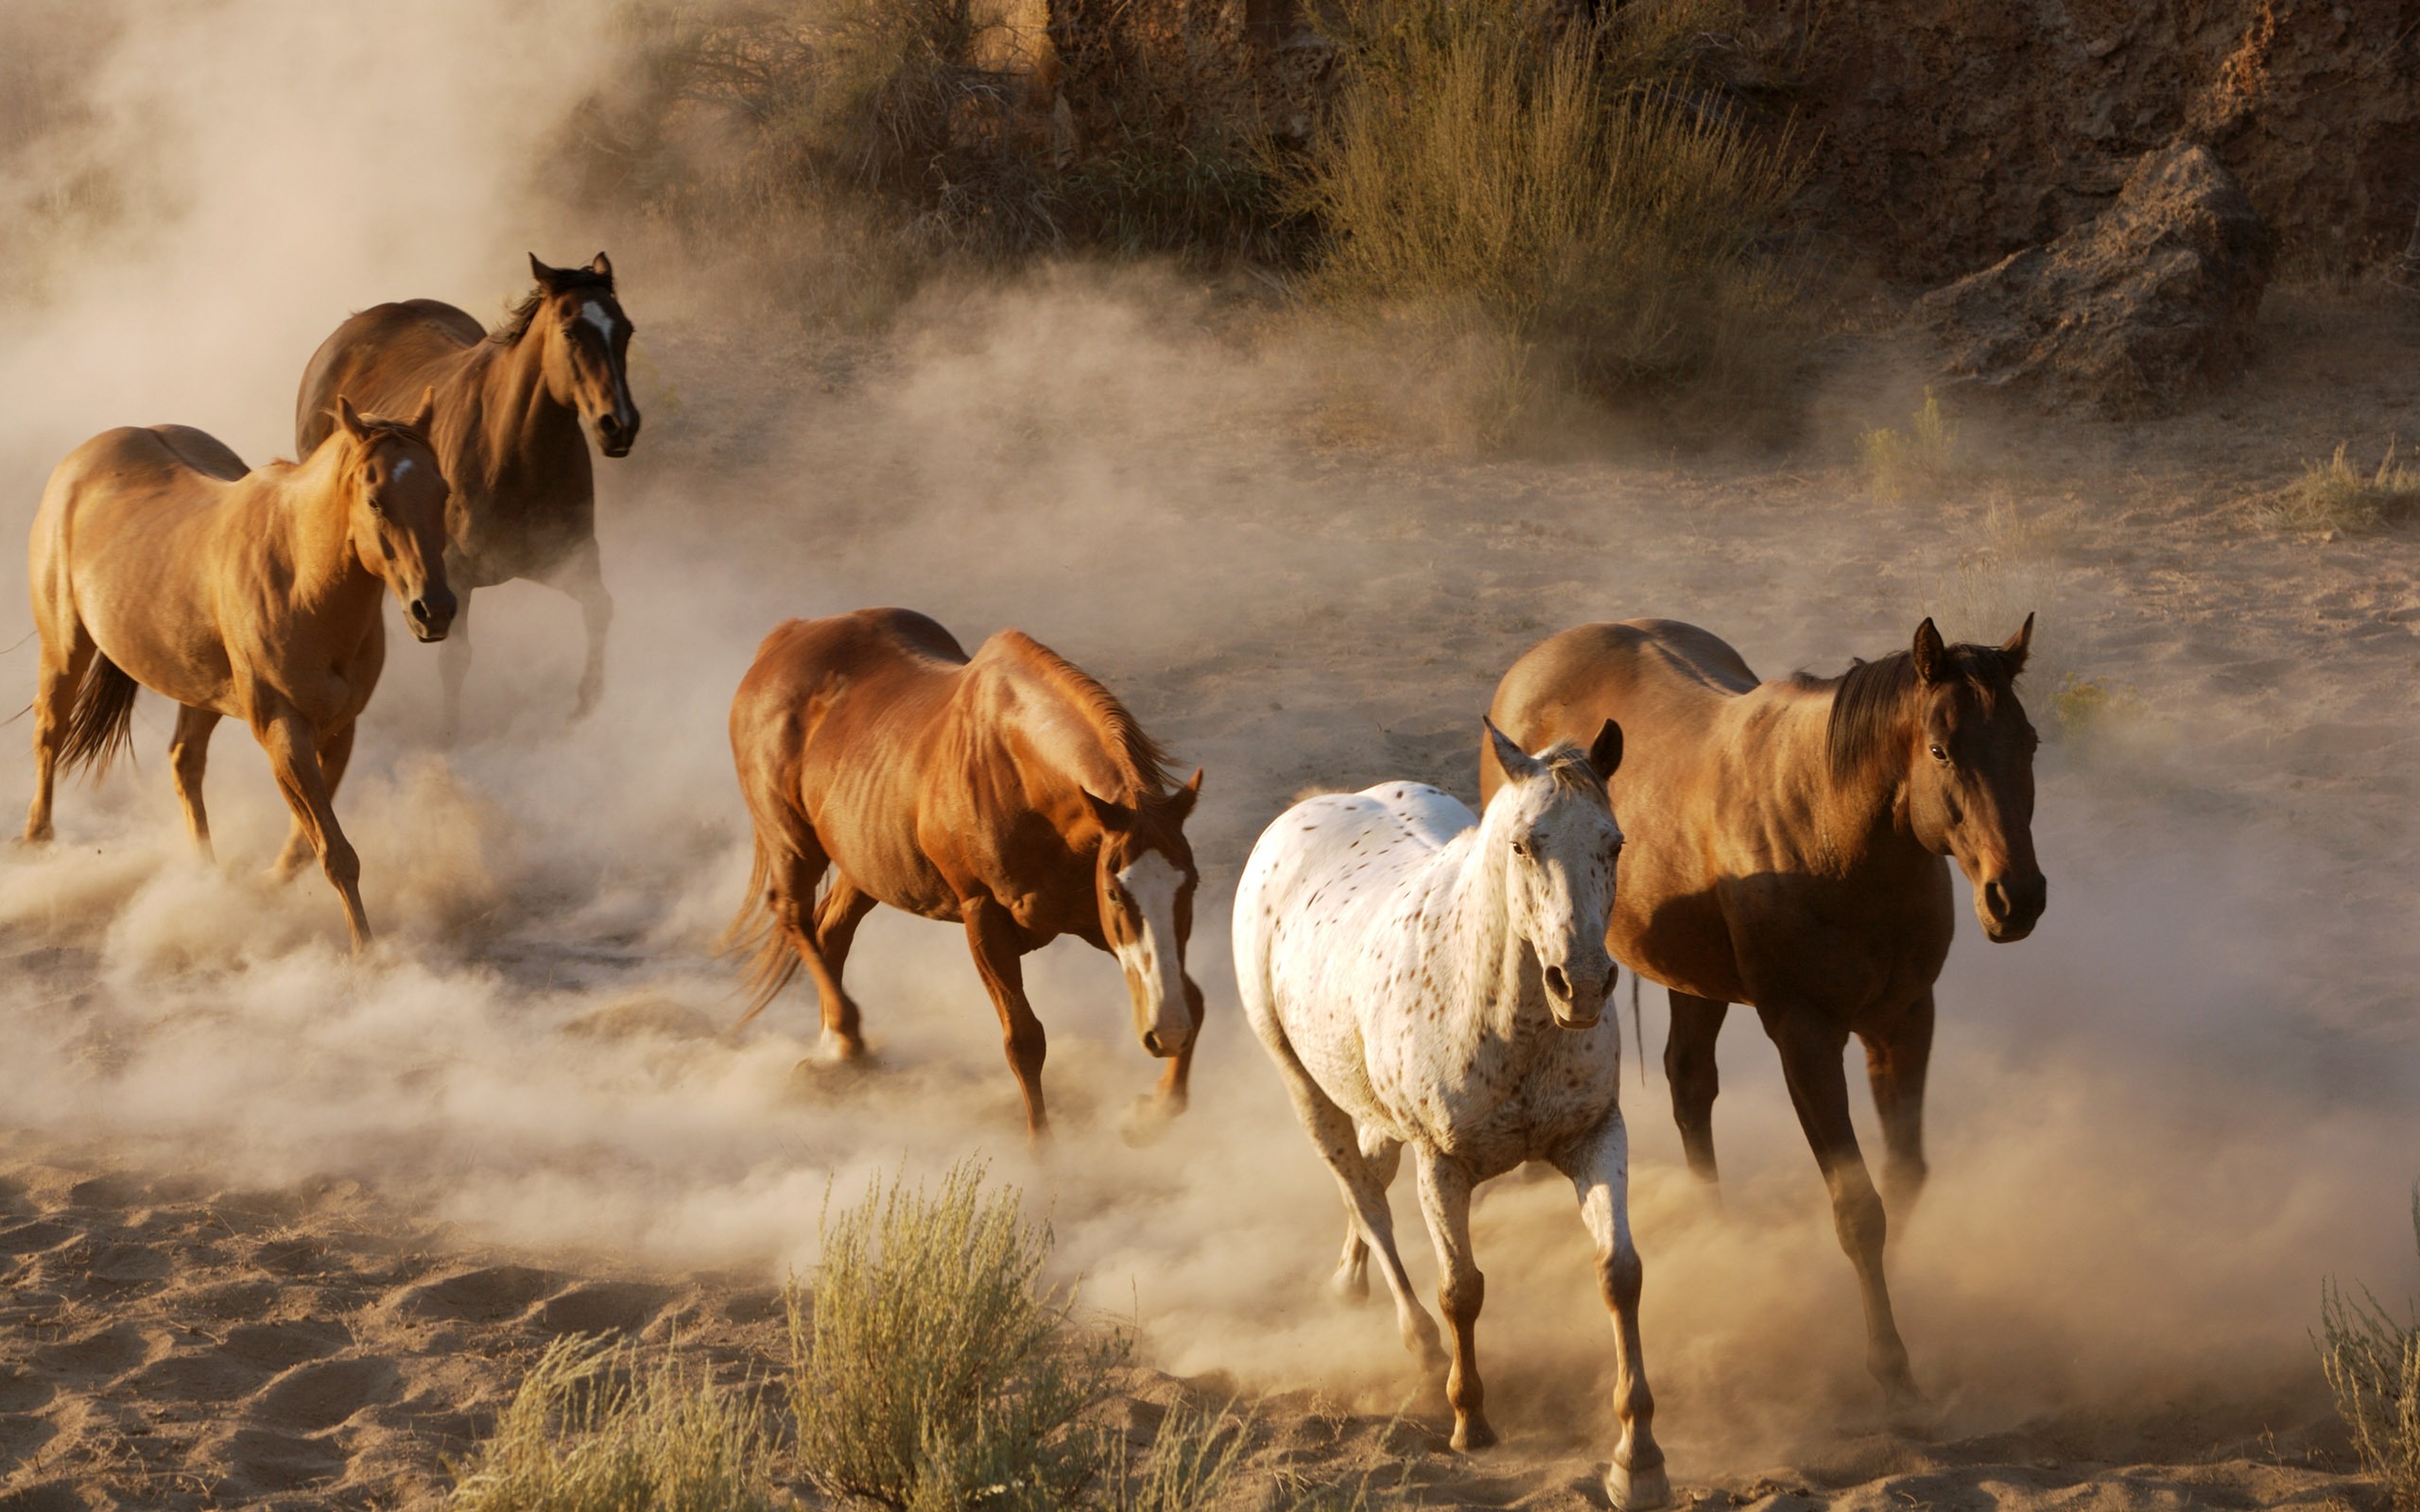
xmin=2320 ymin=1188 xmax=2420 ymax=1510
xmin=2264 ymin=441 xmax=2420 ymax=534
xmin=445 ymin=1335 xmax=786 ymax=1512
xmin=1289 ymin=0 xmax=1803 ymax=440
xmin=787 ymin=1160 xmax=1125 ymax=1511
xmin=1857 ymin=389 xmax=1962 ymax=501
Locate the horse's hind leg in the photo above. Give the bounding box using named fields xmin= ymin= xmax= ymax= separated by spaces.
xmin=1334 ymin=1126 xmax=1401 ymax=1302
xmin=551 ymin=537 xmax=612 ymax=723
xmin=806 ymin=873 xmax=876 ymax=1061
xmin=1759 ymin=1000 xmax=1919 ymax=1407
xmin=1664 ymin=991 xmax=1729 ymax=1186
xmin=23 ymin=624 xmax=95 ymax=844
xmin=169 ymin=705 xmax=222 ymax=861
xmin=1414 ymin=1145 xmax=1495 ymax=1451
xmin=1861 ymin=990 xmax=1936 ymax=1223
xmin=1555 ymin=1113 xmax=1668 ymax=1510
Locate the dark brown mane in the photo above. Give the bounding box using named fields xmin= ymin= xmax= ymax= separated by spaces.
xmin=491 ymin=266 xmax=615 ymax=346
xmin=997 ymin=630 xmax=1177 ymax=800
xmin=1797 ymin=644 xmax=2017 ymax=782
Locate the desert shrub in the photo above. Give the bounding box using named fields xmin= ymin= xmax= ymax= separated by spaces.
xmin=1102 ymin=1401 xmax=1254 ymax=1512
xmin=788 ymin=1160 xmax=1125 ymax=1511
xmin=2319 ymin=1187 xmax=2420 ymax=1509
xmin=1290 ymin=0 xmax=1803 ymax=436
xmin=2264 ymin=440 xmax=2420 ymax=534
xmin=447 ymin=1335 xmax=785 ymax=1512
xmin=2048 ymin=675 xmax=2143 ymax=743
xmin=1857 ymin=389 xmax=1962 ymax=501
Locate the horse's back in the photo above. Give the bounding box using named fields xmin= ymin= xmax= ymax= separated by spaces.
xmin=1237 ymin=782 xmax=1470 ymax=991
xmin=31 ymin=427 xmax=240 ymax=654
xmin=732 ymin=609 xmax=970 ymax=813
xmin=146 ymin=425 xmax=248 ymax=481
xmin=295 ymin=299 xmax=483 ymax=453
xmin=1485 ymin=619 xmax=1754 ymax=800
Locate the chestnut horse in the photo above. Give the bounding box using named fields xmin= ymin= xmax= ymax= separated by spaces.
xmin=295 ymin=253 xmax=638 ymax=738
xmin=24 ymin=398 xmax=457 ymax=951
xmin=725 ymin=608 xmax=1206 ymax=1136
xmin=1483 ymin=616 xmax=2045 ymax=1406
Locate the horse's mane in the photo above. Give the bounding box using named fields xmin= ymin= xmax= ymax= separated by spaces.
xmin=996 ymin=630 xmax=1177 ymax=801
xmin=1538 ymin=746 xmax=1616 ymax=803
xmin=1793 ymin=644 xmax=2018 ymax=782
xmin=491 ymin=266 xmax=615 ymax=345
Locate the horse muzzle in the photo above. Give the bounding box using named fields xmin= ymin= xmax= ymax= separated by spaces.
xmin=1978 ymin=871 xmax=2047 ymax=942
xmin=595 ymin=407 xmax=640 ymax=457
xmin=1544 ymin=961 xmax=1615 ymax=1030
xmin=406 ymin=590 xmax=458 ymax=644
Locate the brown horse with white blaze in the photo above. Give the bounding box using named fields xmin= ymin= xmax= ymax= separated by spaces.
xmin=24 ymin=398 xmax=456 ymax=951
xmin=295 ymin=253 xmax=638 ymax=738
xmin=726 ymin=608 xmax=1206 ymax=1136
xmin=1483 ymin=615 xmax=2045 ymax=1406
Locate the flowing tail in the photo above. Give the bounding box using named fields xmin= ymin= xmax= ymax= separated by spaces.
xmin=57 ymin=654 xmax=138 ymax=782
xmin=719 ymin=834 xmax=803 ymax=1035
xmin=1632 ymin=970 xmax=1646 ymax=1091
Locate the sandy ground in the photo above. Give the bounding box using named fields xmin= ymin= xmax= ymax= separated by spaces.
xmin=2 ymin=272 xmax=2417 ymax=1509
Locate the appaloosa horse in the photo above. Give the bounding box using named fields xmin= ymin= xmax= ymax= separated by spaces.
xmin=725 ymin=608 xmax=1206 ymax=1136
xmin=295 ymin=253 xmax=638 ymax=737
xmin=1484 ymin=616 xmax=2045 ymax=1406
xmin=1234 ymin=720 xmax=1668 ymax=1510
xmin=25 ymin=397 xmax=456 ymax=951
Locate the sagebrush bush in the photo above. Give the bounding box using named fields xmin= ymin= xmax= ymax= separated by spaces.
xmin=1290 ymin=0 xmax=1802 ymax=433
xmin=1858 ymin=389 xmax=1962 ymax=501
xmin=788 ymin=1161 xmax=1125 ymax=1512
xmin=446 ymin=1335 xmax=785 ymax=1512
xmin=2265 ymin=440 xmax=2420 ymax=534
xmin=2321 ymin=1189 xmax=2420 ymax=1510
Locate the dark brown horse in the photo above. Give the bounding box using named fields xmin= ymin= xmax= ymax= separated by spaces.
xmin=1483 ymin=616 xmax=2045 ymax=1406
xmin=25 ymin=399 xmax=456 ymax=951
xmin=295 ymin=253 xmax=639 ymax=738
xmin=726 ymin=608 xmax=1206 ymax=1137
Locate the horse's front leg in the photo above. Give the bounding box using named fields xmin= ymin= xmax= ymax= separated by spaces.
xmin=1860 ymin=990 xmax=1935 ymax=1224
xmin=1760 ymin=1000 xmax=1921 ymax=1407
xmin=962 ymin=897 xmax=1049 ymax=1139
xmin=1148 ymin=975 xmax=1206 ymax=1114
xmin=1555 ymin=1113 xmax=1668 ymax=1510
xmin=1664 ymin=990 xmax=1729 ymax=1187
xmin=1414 ymin=1145 xmax=1495 ymax=1451
xmin=254 ymin=705 xmax=371 ymax=953
xmin=272 ymin=718 xmax=354 ymax=881
xmin=437 ymin=586 xmax=474 ymax=744
xmin=552 ymin=537 xmax=612 ymax=723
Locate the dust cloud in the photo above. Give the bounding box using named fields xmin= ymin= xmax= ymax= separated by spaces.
xmin=0 ymin=0 xmax=2414 ymax=1487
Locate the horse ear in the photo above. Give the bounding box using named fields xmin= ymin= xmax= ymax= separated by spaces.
xmin=1911 ymin=617 xmax=1948 ymax=684
xmin=1586 ymin=718 xmax=1623 ymax=781
xmin=588 ymin=250 xmax=614 ymax=283
xmin=527 ymin=251 xmax=561 ymax=290
xmin=409 ymin=385 xmax=437 ymax=435
xmin=2000 ymin=610 xmax=2035 ymax=676
xmin=1083 ymin=789 xmax=1133 ymax=833
xmin=1484 ymin=717 xmax=1543 ymax=782
xmin=333 ymin=394 xmax=366 ymax=440
xmin=1165 ymin=768 xmax=1203 ymax=822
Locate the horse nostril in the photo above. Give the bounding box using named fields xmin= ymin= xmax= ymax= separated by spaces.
xmin=1984 ymin=879 xmax=2011 ymax=919
xmin=1545 ymin=964 xmax=1570 ymax=998
xmin=1143 ymin=1031 xmax=1165 ymax=1056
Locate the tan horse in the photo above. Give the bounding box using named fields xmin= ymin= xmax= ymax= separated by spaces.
xmin=1483 ymin=616 xmax=2045 ymax=1406
xmin=295 ymin=253 xmax=638 ymax=737
xmin=24 ymin=398 xmax=457 ymax=952
xmin=726 ymin=608 xmax=1206 ymax=1137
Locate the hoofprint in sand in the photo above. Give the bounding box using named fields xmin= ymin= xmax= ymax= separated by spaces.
xmin=0 ymin=282 xmax=2415 ymax=1508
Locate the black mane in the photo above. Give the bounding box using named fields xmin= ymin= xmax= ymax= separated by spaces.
xmin=1793 ymin=643 xmax=2020 ymax=782
xmin=491 ymin=266 xmax=615 ymax=346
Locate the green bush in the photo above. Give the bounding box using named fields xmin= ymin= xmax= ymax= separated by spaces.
xmin=788 ymin=1161 xmax=1125 ymax=1511
xmin=1290 ymin=0 xmax=1802 ymax=433
xmin=2266 ymin=441 xmax=2420 ymax=534
xmin=2321 ymin=1189 xmax=2420 ymax=1509
xmin=1858 ymin=389 xmax=1962 ymax=501
xmin=446 ymin=1335 xmax=786 ymax=1512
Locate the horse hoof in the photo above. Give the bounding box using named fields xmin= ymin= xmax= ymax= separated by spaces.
xmin=1118 ymin=1095 xmax=1179 ymax=1146
xmin=1451 ymin=1416 xmax=1497 ymax=1452
xmin=1331 ymin=1267 xmax=1370 ymax=1305
xmin=1607 ymin=1457 xmax=1672 ymax=1511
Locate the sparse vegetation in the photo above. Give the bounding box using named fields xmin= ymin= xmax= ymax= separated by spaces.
xmin=1858 ymin=389 xmax=1962 ymax=501
xmin=1290 ymin=0 xmax=1803 ymax=435
xmin=446 ymin=1335 xmax=786 ymax=1512
xmin=2319 ymin=1187 xmax=2420 ymax=1509
xmin=2263 ymin=440 xmax=2420 ymax=534
xmin=2048 ymin=674 xmax=2144 ymax=743
xmin=787 ymin=1161 xmax=1125 ymax=1511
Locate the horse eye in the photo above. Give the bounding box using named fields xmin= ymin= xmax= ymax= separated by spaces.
xmin=1928 ymin=743 xmax=1949 ymax=763
xmin=1510 ymin=839 xmax=1529 ymax=858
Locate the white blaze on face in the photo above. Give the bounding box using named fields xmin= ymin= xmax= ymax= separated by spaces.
xmin=1114 ymin=850 xmax=1190 ymax=1052
xmin=390 ymin=457 xmax=414 ymax=479
xmin=579 ymin=300 xmax=621 ymax=345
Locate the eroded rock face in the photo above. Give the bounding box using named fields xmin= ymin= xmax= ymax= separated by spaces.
xmin=1916 ymin=142 xmax=2273 ymax=418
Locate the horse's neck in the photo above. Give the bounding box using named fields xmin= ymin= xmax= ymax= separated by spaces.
xmin=992 ymin=662 xmax=1142 ymax=808
xmin=1781 ymin=684 xmax=1927 ymax=875
xmin=268 ymin=451 xmax=374 ymax=610
xmin=466 ymin=330 xmax=579 ymax=474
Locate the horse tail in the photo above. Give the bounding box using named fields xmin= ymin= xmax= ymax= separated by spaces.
xmin=56 ymin=654 xmax=138 ymax=782
xmin=721 ymin=833 xmax=803 ymax=1035
xmin=1631 ymin=970 xmax=1646 ymax=1092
